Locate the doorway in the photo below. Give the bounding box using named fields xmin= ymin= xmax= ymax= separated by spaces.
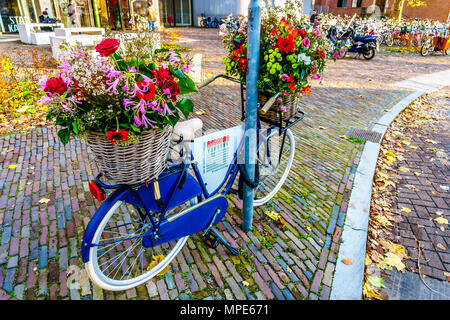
xmin=159 ymin=0 xmax=191 ymax=27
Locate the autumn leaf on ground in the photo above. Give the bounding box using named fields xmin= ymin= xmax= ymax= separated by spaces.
xmin=401 ymin=140 xmax=410 ymax=145
xmin=410 ymin=146 xmax=418 ymax=149
xmin=195 ymin=111 xmax=206 ymax=115
xmin=434 ymin=217 xmax=448 ymax=225
xmin=8 ymin=164 xmax=17 ymax=169
xmin=38 ymin=198 xmax=50 ymax=204
xmin=318 ymin=126 xmax=326 ymax=130
xmin=436 ymin=243 xmax=447 ymax=251
xmin=367 ymin=276 xmax=387 ymax=289
xmin=375 ymin=215 xmax=392 ymax=227
xmin=363 ymin=282 xmax=382 ymax=300
xmin=242 ymin=280 xmax=250 ymax=287
xmin=414 ymin=172 xmax=421 ymax=176
xmin=398 ymin=166 xmax=410 ymax=173
xmin=378 ymin=252 xmax=406 ymax=271
xmin=425 ymin=139 xmax=438 ymax=144
xmin=400 ymin=207 xmax=412 ymax=213
xmin=397 ymin=155 xmax=406 ymax=161
xmin=265 ymin=210 xmax=280 ymax=221
xmin=286 ymin=266 xmax=293 ymax=274
xmin=342 ymin=258 xmax=354 ymax=265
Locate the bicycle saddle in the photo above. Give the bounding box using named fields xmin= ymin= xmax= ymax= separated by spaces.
xmin=172 ymin=118 xmax=203 ymax=141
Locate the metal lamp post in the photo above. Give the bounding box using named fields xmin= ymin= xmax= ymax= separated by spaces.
xmin=242 ymin=0 xmax=261 ymax=232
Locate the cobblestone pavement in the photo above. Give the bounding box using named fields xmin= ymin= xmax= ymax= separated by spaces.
xmin=380 ymin=89 xmax=450 ymax=299
xmin=0 ymin=28 xmax=449 ymax=300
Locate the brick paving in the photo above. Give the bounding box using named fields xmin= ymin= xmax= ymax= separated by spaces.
xmin=380 ymin=89 xmax=450 ymax=299
xmin=0 ymin=28 xmax=449 ymax=300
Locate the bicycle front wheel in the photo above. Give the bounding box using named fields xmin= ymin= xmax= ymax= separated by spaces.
xmin=85 ymin=195 xmax=189 ymax=291
xmin=253 ymin=128 xmax=295 ymax=206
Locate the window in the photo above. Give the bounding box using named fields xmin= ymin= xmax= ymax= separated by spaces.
xmin=352 ymin=0 xmax=363 ymax=7
xmin=337 ymin=0 xmax=347 ymax=8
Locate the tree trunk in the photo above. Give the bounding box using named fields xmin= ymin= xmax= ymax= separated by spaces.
xmin=390 ymin=0 xmax=405 ymax=21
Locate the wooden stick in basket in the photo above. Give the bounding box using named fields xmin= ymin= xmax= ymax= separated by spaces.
xmin=260 ymin=93 xmax=280 ymax=115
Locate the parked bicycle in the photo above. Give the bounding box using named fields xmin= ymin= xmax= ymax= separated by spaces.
xmin=200 ymin=13 xmax=221 ymax=28
xmin=81 ymin=74 xmax=304 ymax=291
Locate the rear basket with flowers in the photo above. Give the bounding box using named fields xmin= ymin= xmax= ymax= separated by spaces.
xmin=220 ymin=0 xmax=331 ymax=123
xmin=38 ymin=34 xmax=197 ymax=185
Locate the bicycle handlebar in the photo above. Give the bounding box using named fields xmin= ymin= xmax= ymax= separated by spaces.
xmin=259 ymin=93 xmax=281 ymax=114
xmin=197 ymin=73 xmax=241 ymax=89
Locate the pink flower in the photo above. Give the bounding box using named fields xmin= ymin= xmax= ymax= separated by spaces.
xmin=312 ymin=73 xmax=321 ymax=79
xmin=280 ymin=74 xmax=289 ymax=81
xmin=332 ymin=51 xmax=339 ymax=58
xmin=302 ymin=38 xmax=310 ymax=48
xmin=280 ymin=106 xmax=287 ymax=112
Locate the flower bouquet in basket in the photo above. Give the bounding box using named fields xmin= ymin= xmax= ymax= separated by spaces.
xmin=38 ymin=37 xmax=197 ymax=184
xmin=220 ymin=1 xmax=331 ymax=122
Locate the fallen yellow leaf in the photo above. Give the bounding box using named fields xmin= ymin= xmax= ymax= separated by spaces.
xmin=434 ymin=217 xmax=448 ymax=225
xmin=398 ymin=166 xmax=410 ymax=172
xmin=414 ymin=172 xmax=421 ymax=176
xmin=265 ymin=210 xmax=280 ymax=221
xmin=425 ymin=139 xmax=438 ymax=144
xmin=38 ymin=198 xmax=50 ymax=204
xmin=146 ymin=255 xmax=170 ymax=276
xmin=401 ymin=140 xmax=410 ymax=145
xmin=378 ymin=252 xmax=406 ymax=271
xmin=400 ymin=207 xmax=412 ymax=213
xmin=8 ymin=164 xmax=17 ymax=169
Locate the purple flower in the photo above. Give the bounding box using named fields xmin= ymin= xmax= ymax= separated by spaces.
xmin=123 ymin=98 xmax=135 ymax=111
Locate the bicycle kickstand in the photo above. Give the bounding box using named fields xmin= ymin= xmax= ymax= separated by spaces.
xmin=204 ymin=228 xmax=240 ymax=256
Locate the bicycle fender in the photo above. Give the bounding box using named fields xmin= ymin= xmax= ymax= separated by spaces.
xmin=81 ymin=186 xmax=131 ymax=263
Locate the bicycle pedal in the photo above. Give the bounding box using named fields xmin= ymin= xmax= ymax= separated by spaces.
xmin=203 ymin=231 xmax=219 ymax=249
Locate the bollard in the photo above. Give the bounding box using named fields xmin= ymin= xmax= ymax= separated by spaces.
xmin=242 ymin=0 xmax=261 ymax=232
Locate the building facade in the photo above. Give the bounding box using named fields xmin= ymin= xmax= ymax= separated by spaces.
xmin=313 ymin=0 xmax=450 ymax=22
xmin=0 ymin=0 xmax=314 ymax=34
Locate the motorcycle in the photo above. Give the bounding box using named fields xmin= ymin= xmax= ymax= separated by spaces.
xmin=340 ymin=27 xmax=378 ymax=60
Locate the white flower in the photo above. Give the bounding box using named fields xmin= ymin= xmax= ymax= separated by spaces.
xmin=298 ymin=53 xmax=311 ymax=65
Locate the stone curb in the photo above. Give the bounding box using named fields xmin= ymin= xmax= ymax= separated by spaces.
xmin=329 ymin=69 xmax=450 ymax=300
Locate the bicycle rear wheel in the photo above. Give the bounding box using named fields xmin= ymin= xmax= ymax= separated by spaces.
xmin=85 ymin=195 xmax=190 ymax=291
xmin=252 ymin=128 xmax=295 ymax=206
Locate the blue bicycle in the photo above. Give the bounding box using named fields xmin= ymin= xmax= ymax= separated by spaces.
xmin=81 ymin=74 xmax=304 ymax=291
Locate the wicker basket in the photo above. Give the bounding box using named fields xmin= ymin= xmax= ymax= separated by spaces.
xmin=258 ymin=92 xmax=299 ymax=123
xmin=85 ymin=126 xmax=173 ymax=185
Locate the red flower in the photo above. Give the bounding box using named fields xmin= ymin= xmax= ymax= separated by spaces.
xmin=160 ymin=78 xmax=180 ymax=102
xmin=298 ymin=29 xmax=307 ymax=39
xmin=95 ymin=38 xmax=120 ymax=57
xmin=136 ymin=80 xmax=156 ymax=101
xmin=275 ymin=36 xmax=296 ymax=54
xmin=301 ymin=86 xmax=311 ymax=96
xmin=316 ymin=49 xmax=326 ymax=59
xmin=151 ymin=67 xmax=173 ymax=86
xmin=44 ymin=76 xmax=68 ymax=96
xmin=106 ymin=129 xmax=129 ymax=144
